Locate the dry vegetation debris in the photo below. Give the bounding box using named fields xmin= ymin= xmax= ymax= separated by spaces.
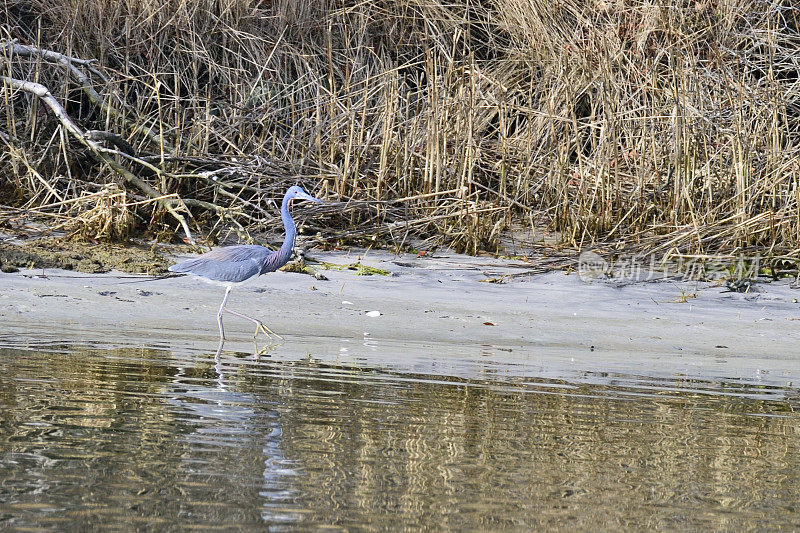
xmin=0 ymin=0 xmax=798 ymax=266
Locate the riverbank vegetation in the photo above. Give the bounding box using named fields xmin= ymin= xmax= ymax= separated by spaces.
xmin=1 ymin=0 xmax=799 ymax=262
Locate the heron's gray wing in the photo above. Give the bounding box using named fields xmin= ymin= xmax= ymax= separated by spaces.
xmin=169 ymin=245 xmax=275 ymax=283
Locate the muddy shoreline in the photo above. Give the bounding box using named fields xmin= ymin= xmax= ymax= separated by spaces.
xmin=1 ymin=244 xmax=798 ymax=389
xmin=0 ymin=236 xmax=177 ymax=274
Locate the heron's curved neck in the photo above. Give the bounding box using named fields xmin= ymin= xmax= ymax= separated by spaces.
xmin=277 ymin=193 xmax=297 ymax=261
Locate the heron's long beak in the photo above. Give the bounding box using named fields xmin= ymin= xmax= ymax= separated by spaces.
xmin=296 ymin=191 xmax=324 ymax=204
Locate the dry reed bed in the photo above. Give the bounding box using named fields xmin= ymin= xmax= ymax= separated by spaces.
xmin=1 ymin=0 xmax=799 ymax=264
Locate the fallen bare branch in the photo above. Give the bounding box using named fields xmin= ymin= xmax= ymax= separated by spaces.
xmin=1 ymin=74 xmax=195 ymax=244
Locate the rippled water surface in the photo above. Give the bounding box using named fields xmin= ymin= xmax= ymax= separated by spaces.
xmin=1 ymin=336 xmax=798 ymax=530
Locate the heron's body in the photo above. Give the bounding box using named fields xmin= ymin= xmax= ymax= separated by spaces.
xmin=169 ymin=185 xmax=322 ymax=340
xmin=170 ymin=245 xmax=288 ymax=285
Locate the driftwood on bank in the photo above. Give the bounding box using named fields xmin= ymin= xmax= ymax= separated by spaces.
xmin=0 ymin=41 xmax=171 ymax=152
xmin=0 ymin=72 xmax=197 ymax=244
xmin=0 ymin=40 xmax=199 ymax=242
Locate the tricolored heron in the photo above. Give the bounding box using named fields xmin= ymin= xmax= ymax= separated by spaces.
xmin=169 ymin=185 xmax=323 ymax=340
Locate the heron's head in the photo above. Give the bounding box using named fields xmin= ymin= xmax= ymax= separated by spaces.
xmin=286 ymin=185 xmax=323 ymax=205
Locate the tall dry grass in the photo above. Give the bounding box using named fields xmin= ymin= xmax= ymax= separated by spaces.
xmin=1 ymin=0 xmax=799 ymax=258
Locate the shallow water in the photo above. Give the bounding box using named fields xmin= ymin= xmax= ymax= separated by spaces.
xmin=0 ymin=335 xmax=798 ymax=530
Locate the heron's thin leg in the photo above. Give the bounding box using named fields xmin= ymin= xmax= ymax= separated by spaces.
xmin=217 ymin=286 xmax=232 ymax=340
xmin=222 ymin=308 xmax=284 ymax=340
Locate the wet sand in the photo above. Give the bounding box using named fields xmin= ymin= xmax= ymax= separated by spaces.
xmin=1 ymin=250 xmax=798 ymax=388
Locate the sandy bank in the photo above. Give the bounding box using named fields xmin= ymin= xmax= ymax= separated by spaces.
xmin=1 ymin=250 xmax=798 ymax=388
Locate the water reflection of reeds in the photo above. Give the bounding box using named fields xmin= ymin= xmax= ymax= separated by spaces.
xmin=255 ymin=360 xmax=799 ymax=530
xmin=0 ymin=346 xmax=798 ymax=530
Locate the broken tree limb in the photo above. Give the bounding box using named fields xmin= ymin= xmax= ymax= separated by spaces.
xmin=85 ymin=130 xmax=136 ymax=156
xmin=0 ymin=40 xmax=172 ymax=151
xmin=1 ymin=74 xmax=196 ymax=244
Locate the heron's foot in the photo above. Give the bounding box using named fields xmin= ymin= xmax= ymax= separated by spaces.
xmin=254 ymin=321 xmax=284 ymax=342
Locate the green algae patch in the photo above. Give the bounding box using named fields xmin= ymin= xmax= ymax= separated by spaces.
xmin=0 ymin=237 xmax=171 ymax=275
xmin=280 ymin=259 xmax=329 ymax=280
xmin=349 ymin=262 xmax=390 ymax=276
